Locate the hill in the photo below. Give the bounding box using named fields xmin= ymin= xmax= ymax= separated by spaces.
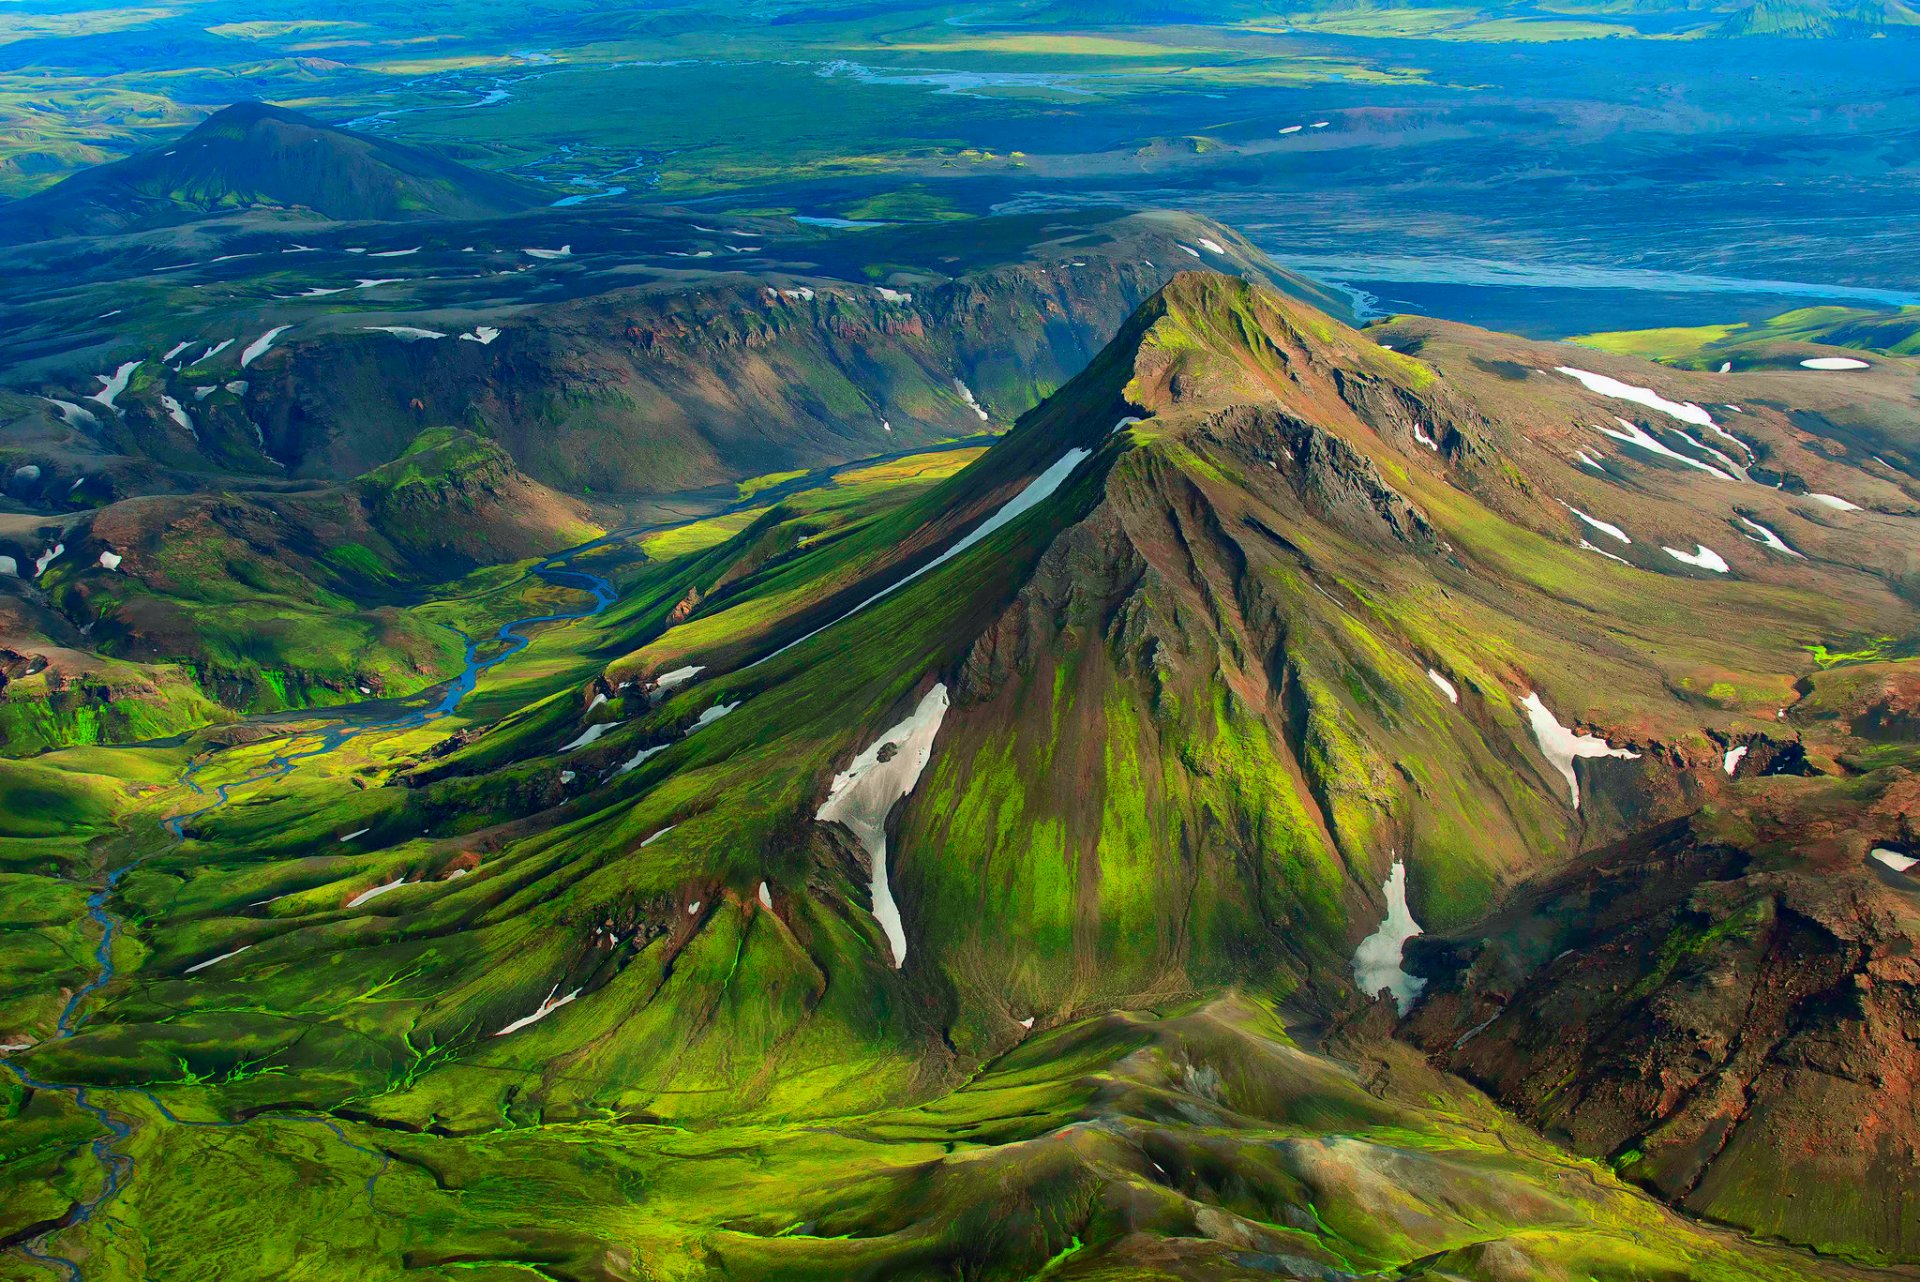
xmin=0 ymin=102 xmax=544 ymax=243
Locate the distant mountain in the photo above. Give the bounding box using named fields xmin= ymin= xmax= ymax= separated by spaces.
xmin=0 ymin=102 xmax=543 ymax=243
xmin=1713 ymin=0 xmax=1920 ymax=34
xmin=1033 ymin=0 xmax=1920 ymax=35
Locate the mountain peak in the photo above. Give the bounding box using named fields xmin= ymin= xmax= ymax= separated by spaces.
xmin=1115 ymin=271 xmax=1441 ymax=428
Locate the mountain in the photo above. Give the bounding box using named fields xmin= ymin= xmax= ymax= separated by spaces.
xmin=1713 ymin=0 xmax=1920 ymax=34
xmin=4 ymin=209 xmax=1339 ymax=504
xmin=0 ymin=102 xmax=544 ymax=243
xmin=1037 ymin=0 xmax=1920 ymax=34
xmin=4 ymin=269 xmax=1916 ymax=1276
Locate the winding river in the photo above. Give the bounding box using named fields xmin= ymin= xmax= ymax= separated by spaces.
xmin=4 ymin=545 xmax=616 ymax=1280
xmin=3 ymin=435 xmax=992 ymax=1278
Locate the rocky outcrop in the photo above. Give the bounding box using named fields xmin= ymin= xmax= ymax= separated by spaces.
xmin=1401 ymin=773 xmax=1920 ymax=1262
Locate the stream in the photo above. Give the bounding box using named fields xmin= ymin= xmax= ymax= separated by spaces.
xmin=2 ymin=435 xmax=992 ymax=1278
xmin=3 ymin=545 xmax=616 ymax=1281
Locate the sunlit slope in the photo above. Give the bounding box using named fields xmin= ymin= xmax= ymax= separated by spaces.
xmin=1574 ymin=304 xmax=1920 ymax=369
xmin=5 ymin=270 xmax=1918 ymax=1277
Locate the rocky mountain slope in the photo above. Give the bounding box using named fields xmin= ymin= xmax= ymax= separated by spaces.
xmin=4 ymin=269 xmax=1916 ymax=1277
xmin=1402 ymin=733 xmax=1920 ymax=1261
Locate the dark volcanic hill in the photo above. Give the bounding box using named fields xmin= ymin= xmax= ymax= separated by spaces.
xmin=0 ymin=102 xmax=543 ymax=243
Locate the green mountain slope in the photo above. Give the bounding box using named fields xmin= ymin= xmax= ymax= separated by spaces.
xmin=1575 ymin=304 xmax=1920 ymax=369
xmin=0 ymin=102 xmax=544 ymax=243
xmin=3 ymin=270 xmax=1918 ymax=1277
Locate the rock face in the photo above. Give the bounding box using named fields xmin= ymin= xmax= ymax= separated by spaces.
xmin=1402 ymin=767 xmax=1920 ymax=1262
xmin=242 ymin=256 xmax=1190 ymax=496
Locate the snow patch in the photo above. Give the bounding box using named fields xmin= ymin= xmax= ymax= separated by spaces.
xmin=759 ymin=447 xmax=1094 ymax=664
xmin=1520 ymin=691 xmax=1640 ymax=809
xmin=1352 ymin=860 xmax=1425 ymax=1015
xmin=615 ymin=743 xmax=668 ymax=775
xmin=1800 ymin=357 xmax=1870 ymax=370
xmin=1872 ymin=848 xmax=1917 ymax=873
xmin=97 ymin=550 xmax=121 ymax=571
xmin=1596 ymin=418 xmax=1735 ymax=480
xmin=1580 ymin=539 xmax=1632 ymax=566
xmin=459 ymin=325 xmax=501 ymax=345
xmin=240 ymin=326 xmax=292 ymax=367
xmin=184 ymin=945 xmax=251 ymax=974
xmin=561 ymin=722 xmax=611 ymax=751
xmin=953 ymin=377 xmax=990 ymax=422
xmin=1412 ymin=423 xmax=1439 ymax=452
xmin=1735 ymin=514 xmax=1802 ymax=558
xmin=88 ymin=361 xmax=140 ymax=410
xmin=1561 ymin=501 xmax=1630 ymax=544
xmin=43 ymin=398 xmax=98 ymax=429
xmin=160 ymin=394 xmax=196 ymax=437
xmin=653 ymin=664 xmax=703 ymax=693
xmin=1668 ymin=426 xmax=1746 ymax=478
xmin=1806 ymin=492 xmax=1861 ymax=512
xmin=1723 ymin=745 xmax=1748 ymax=776
xmin=757 ymin=881 xmax=773 ymax=910
xmin=1197 ymin=237 xmax=1227 ymax=255
xmin=33 ymin=543 xmax=63 ymax=577
xmin=1555 ymin=366 xmax=1716 ymax=428
xmin=492 ymin=984 xmax=581 ymax=1036
xmin=347 ymin=877 xmax=407 ymax=908
xmin=1663 ymin=543 xmax=1730 ymax=573
xmin=816 ymin=684 xmax=948 ymax=969
xmin=642 ymin=826 xmax=674 ymax=847
xmin=1426 ymin=669 xmax=1458 ymax=704
xmin=524 ymin=245 xmax=572 ymax=260
xmin=162 ymin=340 xmax=193 ymax=362
xmin=361 ymin=326 xmax=446 ymax=341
